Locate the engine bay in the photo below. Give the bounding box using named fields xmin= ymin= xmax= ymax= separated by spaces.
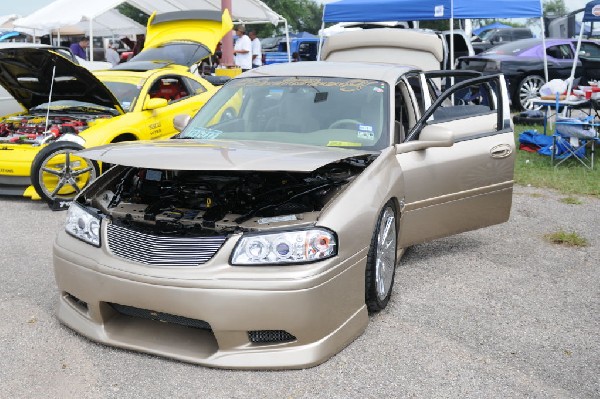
xmin=88 ymin=155 xmax=376 ymax=236
xmin=0 ymin=113 xmax=110 ymax=145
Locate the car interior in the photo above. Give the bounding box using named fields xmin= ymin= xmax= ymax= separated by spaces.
xmin=149 ymin=77 xmax=190 ymax=102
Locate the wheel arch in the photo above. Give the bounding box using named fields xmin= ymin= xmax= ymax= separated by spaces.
xmin=110 ymin=132 xmax=138 ymax=143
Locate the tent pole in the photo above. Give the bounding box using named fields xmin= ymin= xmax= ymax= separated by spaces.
xmin=317 ymin=7 xmax=325 ymax=61
xmin=221 ymin=0 xmax=234 ymax=67
xmin=539 ymin=3 xmax=548 ymax=83
xmin=565 ymin=21 xmax=586 ymax=111
xmin=284 ymin=19 xmax=290 ymax=62
xmin=89 ymin=19 xmax=94 ymax=61
xmin=450 ymin=0 xmax=454 ymax=70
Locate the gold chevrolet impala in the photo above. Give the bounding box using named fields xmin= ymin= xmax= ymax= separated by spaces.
xmin=52 ymin=30 xmax=515 ymax=369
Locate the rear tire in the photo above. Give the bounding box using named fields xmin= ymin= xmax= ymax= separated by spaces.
xmin=516 ymin=74 xmax=545 ymax=111
xmin=365 ymin=201 xmax=398 ymax=313
xmin=30 ymin=142 xmax=99 ymax=203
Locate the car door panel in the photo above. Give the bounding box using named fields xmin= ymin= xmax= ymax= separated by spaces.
xmin=396 ymin=74 xmax=514 ymax=248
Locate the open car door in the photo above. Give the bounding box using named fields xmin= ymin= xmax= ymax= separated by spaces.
xmin=395 ymin=73 xmax=514 ymax=248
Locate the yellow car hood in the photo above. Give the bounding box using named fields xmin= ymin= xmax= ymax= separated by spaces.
xmin=145 ymin=9 xmax=233 ymax=54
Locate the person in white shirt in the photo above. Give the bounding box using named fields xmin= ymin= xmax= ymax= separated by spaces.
xmin=249 ymin=30 xmax=262 ymax=68
xmin=105 ymin=41 xmax=120 ymax=67
xmin=233 ymin=25 xmax=252 ymax=71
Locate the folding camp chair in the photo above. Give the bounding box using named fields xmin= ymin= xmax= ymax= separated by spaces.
xmin=552 ymin=115 xmax=599 ymax=169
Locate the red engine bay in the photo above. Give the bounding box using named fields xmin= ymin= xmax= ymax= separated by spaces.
xmin=0 ymin=114 xmax=110 ymax=145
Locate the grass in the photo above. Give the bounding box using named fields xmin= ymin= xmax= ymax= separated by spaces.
xmin=559 ymin=196 xmax=583 ymax=205
xmin=513 ymin=124 xmax=600 ymax=197
xmin=543 ymin=230 xmax=589 ymax=247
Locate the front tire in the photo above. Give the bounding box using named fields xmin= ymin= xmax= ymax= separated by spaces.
xmin=516 ymin=74 xmax=545 ymax=111
xmin=30 ymin=142 xmax=99 ymax=203
xmin=365 ymin=201 xmax=398 ymax=313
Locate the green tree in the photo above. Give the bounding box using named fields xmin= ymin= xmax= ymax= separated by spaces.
xmin=117 ymin=4 xmax=149 ymax=26
xmin=253 ymin=0 xmax=324 ymax=37
xmin=543 ymin=0 xmax=567 ymax=17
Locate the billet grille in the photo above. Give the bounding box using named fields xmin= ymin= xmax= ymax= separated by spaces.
xmin=106 ymin=223 xmax=226 ymax=266
xmin=110 ymin=303 xmax=211 ymax=330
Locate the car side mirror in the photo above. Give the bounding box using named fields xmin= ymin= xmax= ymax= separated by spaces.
xmin=173 ymin=114 xmax=191 ymax=132
xmin=144 ymin=98 xmax=168 ymax=110
xmin=395 ymin=125 xmax=454 ymax=154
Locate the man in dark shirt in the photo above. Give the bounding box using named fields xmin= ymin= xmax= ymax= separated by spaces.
xmin=70 ymin=37 xmax=89 ymax=60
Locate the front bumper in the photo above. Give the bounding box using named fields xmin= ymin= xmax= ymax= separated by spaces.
xmin=0 ymin=144 xmax=39 ymax=196
xmin=53 ymin=228 xmax=369 ymax=369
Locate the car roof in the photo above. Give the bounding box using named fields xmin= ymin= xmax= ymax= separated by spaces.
xmin=242 ymin=61 xmax=415 ymax=86
xmin=321 ymin=28 xmax=444 ymax=70
xmin=0 ymin=43 xmax=56 ymax=49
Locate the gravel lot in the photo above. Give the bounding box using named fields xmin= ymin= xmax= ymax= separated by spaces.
xmin=0 ymin=185 xmax=598 ymax=399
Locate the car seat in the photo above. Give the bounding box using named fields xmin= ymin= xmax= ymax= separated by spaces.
xmin=265 ymin=91 xmax=320 ymax=132
xmin=153 ymin=80 xmax=188 ymax=101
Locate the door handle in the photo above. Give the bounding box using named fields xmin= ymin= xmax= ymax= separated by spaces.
xmin=490 ymin=144 xmax=512 ymax=158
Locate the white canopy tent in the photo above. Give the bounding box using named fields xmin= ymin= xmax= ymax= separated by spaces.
xmin=0 ymin=14 xmax=19 ymax=27
xmin=1 ymin=14 xmax=48 ymax=37
xmin=48 ymin=9 xmax=146 ymax=36
xmin=14 ymin=0 xmax=289 ymax=61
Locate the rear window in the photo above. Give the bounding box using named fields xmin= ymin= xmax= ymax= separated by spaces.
xmin=457 ymin=59 xmax=489 ymax=72
xmin=513 ymin=30 xmax=533 ymax=39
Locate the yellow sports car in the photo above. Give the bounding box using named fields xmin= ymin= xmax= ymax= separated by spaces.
xmin=0 ymin=9 xmax=232 ymax=204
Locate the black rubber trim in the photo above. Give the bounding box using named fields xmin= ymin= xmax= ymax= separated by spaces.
xmin=151 ymin=10 xmax=222 ymax=25
xmin=454 ymin=127 xmax=514 ymax=143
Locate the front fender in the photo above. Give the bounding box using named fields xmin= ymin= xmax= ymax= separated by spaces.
xmin=318 ymin=147 xmax=405 ymax=260
xmin=79 ymin=118 xmax=142 ymax=148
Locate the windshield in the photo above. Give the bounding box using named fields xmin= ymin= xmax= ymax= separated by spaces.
xmin=129 ymin=43 xmax=211 ymax=66
xmin=102 ymin=81 xmax=141 ymax=112
xmin=477 ymin=30 xmax=496 ymax=42
xmin=30 ymin=100 xmax=120 ymax=115
xmin=179 ymin=76 xmax=390 ymax=150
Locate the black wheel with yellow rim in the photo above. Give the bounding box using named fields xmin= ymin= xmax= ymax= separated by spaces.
xmin=30 ymin=142 xmax=99 ymax=203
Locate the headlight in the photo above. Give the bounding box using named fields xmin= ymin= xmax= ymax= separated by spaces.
xmin=231 ymin=228 xmax=337 ymax=265
xmin=65 ymin=203 xmax=101 ymax=247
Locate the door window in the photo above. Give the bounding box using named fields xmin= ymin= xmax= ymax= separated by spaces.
xmin=410 ymin=73 xmax=503 ymax=141
xmin=546 ymin=44 xmax=574 ymax=60
xmin=148 ymin=76 xmax=191 ymax=103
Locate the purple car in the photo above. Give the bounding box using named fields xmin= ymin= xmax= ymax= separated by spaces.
xmin=457 ymin=38 xmax=600 ymax=110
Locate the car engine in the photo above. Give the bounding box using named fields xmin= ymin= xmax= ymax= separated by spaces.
xmin=89 ymin=156 xmax=376 ymax=236
xmin=0 ymin=113 xmax=110 ymax=145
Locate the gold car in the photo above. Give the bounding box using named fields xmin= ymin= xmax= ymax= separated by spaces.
xmin=53 ymin=30 xmax=515 ymax=369
xmin=0 ymin=9 xmax=232 ymax=203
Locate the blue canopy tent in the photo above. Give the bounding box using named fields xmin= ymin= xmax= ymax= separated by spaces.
xmin=321 ymin=0 xmax=547 ymax=78
xmin=291 ymin=31 xmax=317 ymax=38
xmin=472 ymin=21 xmax=512 ymax=37
xmin=323 ymin=0 xmax=543 ymax=21
xmin=566 ymin=0 xmax=600 ymax=96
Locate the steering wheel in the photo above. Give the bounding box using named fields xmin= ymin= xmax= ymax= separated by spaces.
xmin=328 ymin=119 xmax=362 ymax=129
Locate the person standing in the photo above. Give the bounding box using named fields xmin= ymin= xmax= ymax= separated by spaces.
xmin=233 ymin=25 xmax=252 ymax=72
xmin=105 ymin=41 xmax=120 ymax=67
xmin=249 ymin=30 xmax=262 ymax=68
xmin=70 ymin=37 xmax=89 ymax=60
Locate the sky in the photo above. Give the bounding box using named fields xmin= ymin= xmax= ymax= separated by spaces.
xmin=0 ymin=0 xmax=595 ymax=18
